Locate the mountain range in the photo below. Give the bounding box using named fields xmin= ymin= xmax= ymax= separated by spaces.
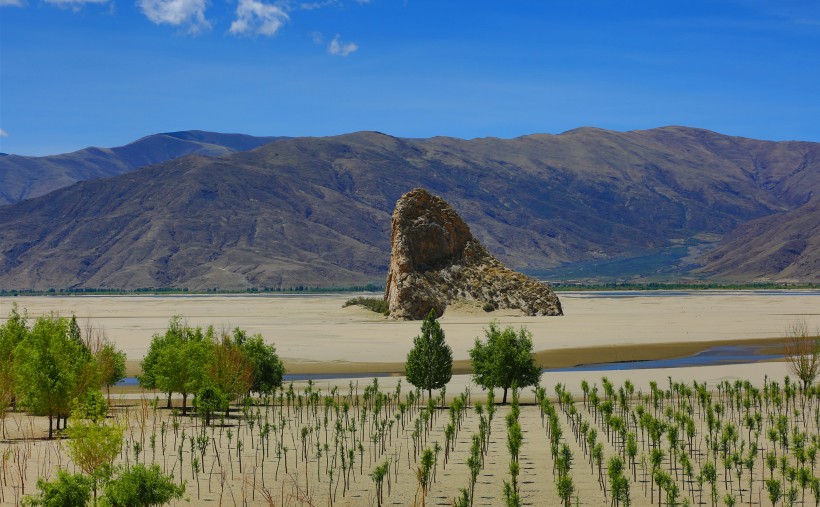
xmin=0 ymin=131 xmax=280 ymax=205
xmin=0 ymin=126 xmax=817 ymax=290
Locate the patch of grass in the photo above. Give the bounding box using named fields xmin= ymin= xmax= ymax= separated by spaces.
xmin=343 ymin=296 xmax=389 ymax=315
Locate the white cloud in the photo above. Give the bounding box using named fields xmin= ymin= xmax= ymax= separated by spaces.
xmin=328 ymin=34 xmax=357 ymax=56
xmin=45 ymin=0 xmax=109 ymax=6
xmin=138 ymin=0 xmax=210 ymax=34
xmin=230 ymin=0 xmax=289 ymax=37
xmin=310 ymin=30 xmax=323 ymax=44
xmin=0 ymin=128 xmax=8 ymax=137
xmin=299 ymin=0 xmax=338 ymax=10
xmin=0 ymin=0 xmax=25 ymax=7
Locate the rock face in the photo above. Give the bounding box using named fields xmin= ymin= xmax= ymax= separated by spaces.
xmin=384 ymin=188 xmax=563 ymax=319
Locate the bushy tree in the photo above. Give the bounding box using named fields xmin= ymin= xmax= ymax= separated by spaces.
xmin=139 ymin=317 xmax=212 ymax=414
xmin=21 ymin=469 xmax=93 ymax=507
xmin=64 ymin=403 xmax=124 ymax=501
xmin=195 ymin=385 xmax=228 ymax=426
xmin=206 ymin=333 xmax=253 ymax=406
xmin=72 ymin=389 xmax=109 ymax=422
xmin=100 ymin=464 xmax=185 ymax=507
xmin=96 ymin=341 xmax=127 ymax=401
xmin=405 ymin=310 xmax=453 ymax=400
xmin=13 ymin=314 xmax=94 ymax=438
xmin=469 ymin=322 xmax=541 ymax=404
xmin=0 ymin=304 xmax=28 ymax=437
xmin=235 ymin=330 xmax=285 ymax=394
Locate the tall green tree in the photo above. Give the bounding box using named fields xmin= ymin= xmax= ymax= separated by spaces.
xmin=140 ymin=316 xmax=212 ymax=414
xmin=405 ymin=309 xmax=453 ymax=401
xmin=64 ymin=402 xmax=124 ymax=502
xmin=235 ymin=331 xmax=285 ymax=395
xmin=0 ymin=304 xmax=28 ymax=437
xmin=96 ymin=341 xmax=127 ymax=401
xmin=469 ymin=322 xmax=542 ymax=404
xmin=204 ymin=333 xmax=253 ymax=410
xmin=13 ymin=314 xmax=93 ymax=438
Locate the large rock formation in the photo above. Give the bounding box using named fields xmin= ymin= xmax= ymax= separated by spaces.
xmin=384 ymin=188 xmax=563 ymax=319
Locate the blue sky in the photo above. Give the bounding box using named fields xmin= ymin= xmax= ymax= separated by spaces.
xmin=1 ymin=0 xmax=819 ymax=155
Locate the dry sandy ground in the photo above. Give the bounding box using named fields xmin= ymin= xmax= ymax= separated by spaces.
xmin=1 ymin=290 xmax=818 ymax=376
xmin=1 ymin=291 xmax=819 ymax=506
xmin=0 ymin=361 xmax=807 ymax=507
xmin=0 ymin=292 xmax=820 ymax=506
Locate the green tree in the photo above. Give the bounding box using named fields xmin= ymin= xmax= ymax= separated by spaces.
xmin=405 ymin=310 xmax=453 ymax=401
xmin=206 ymin=333 xmax=253 ymax=407
xmin=235 ymin=331 xmax=285 ymax=394
xmin=72 ymin=389 xmax=109 ymax=422
xmin=766 ymin=478 xmax=782 ymax=507
xmin=139 ymin=317 xmax=211 ymax=414
xmin=100 ymin=464 xmax=185 ymax=507
xmin=557 ymin=474 xmax=574 ymax=507
xmin=13 ymin=314 xmax=92 ymax=438
xmin=195 ymin=385 xmax=228 ymax=426
xmin=64 ymin=407 xmax=124 ymax=501
xmin=21 ymin=469 xmax=93 ymax=507
xmin=138 ymin=323 xmax=175 ymax=398
xmin=469 ymin=322 xmax=541 ymax=404
xmin=96 ymin=340 xmax=126 ymax=401
xmin=0 ymin=304 xmax=28 ymax=437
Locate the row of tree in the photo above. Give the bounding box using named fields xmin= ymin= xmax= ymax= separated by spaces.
xmin=404 ymin=310 xmax=542 ymax=404
xmin=138 ymin=316 xmax=285 ymax=421
xmin=0 ymin=305 xmax=126 ymax=438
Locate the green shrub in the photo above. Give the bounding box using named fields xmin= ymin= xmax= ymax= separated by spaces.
xmin=342 ymin=297 xmax=389 ymax=315
xmin=22 ymin=469 xmax=93 ymax=507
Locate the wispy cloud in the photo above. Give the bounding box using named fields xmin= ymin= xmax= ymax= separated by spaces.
xmin=328 ymin=34 xmax=357 ymax=56
xmin=45 ymin=0 xmax=109 ymax=7
xmin=299 ymin=0 xmax=339 ymax=10
xmin=310 ymin=30 xmax=324 ymax=44
xmin=0 ymin=128 xmax=8 ymax=137
xmin=138 ymin=0 xmax=210 ymax=34
xmin=0 ymin=0 xmax=25 ymax=7
xmin=230 ymin=0 xmax=289 ymax=37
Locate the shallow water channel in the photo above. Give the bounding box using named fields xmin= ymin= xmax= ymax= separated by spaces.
xmin=545 ymin=344 xmax=783 ymax=372
xmin=116 ymin=344 xmax=784 ymax=386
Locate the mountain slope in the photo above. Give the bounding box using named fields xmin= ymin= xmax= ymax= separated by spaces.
xmin=0 ymin=131 xmax=280 ymax=205
xmin=0 ymin=127 xmax=817 ymax=290
xmin=696 ymin=200 xmax=820 ymax=281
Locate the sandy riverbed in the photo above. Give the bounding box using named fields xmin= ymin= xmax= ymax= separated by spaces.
xmin=1 ymin=291 xmax=818 ymax=376
xmin=2 ymin=291 xmax=820 ymax=506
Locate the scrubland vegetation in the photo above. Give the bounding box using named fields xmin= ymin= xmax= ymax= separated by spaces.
xmin=342 ymin=297 xmax=390 ymax=315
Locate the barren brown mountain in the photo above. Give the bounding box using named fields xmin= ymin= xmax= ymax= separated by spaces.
xmin=0 ymin=126 xmax=817 ymax=290
xmin=0 ymin=130 xmax=279 ymax=205
xmin=696 ymin=200 xmax=820 ymax=281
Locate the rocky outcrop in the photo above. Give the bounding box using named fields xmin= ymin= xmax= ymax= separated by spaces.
xmin=384 ymin=188 xmax=563 ymax=319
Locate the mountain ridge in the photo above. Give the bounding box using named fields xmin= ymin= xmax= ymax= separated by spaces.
xmin=0 ymin=126 xmax=817 ymax=289
xmin=0 ymin=131 xmax=282 ymax=205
